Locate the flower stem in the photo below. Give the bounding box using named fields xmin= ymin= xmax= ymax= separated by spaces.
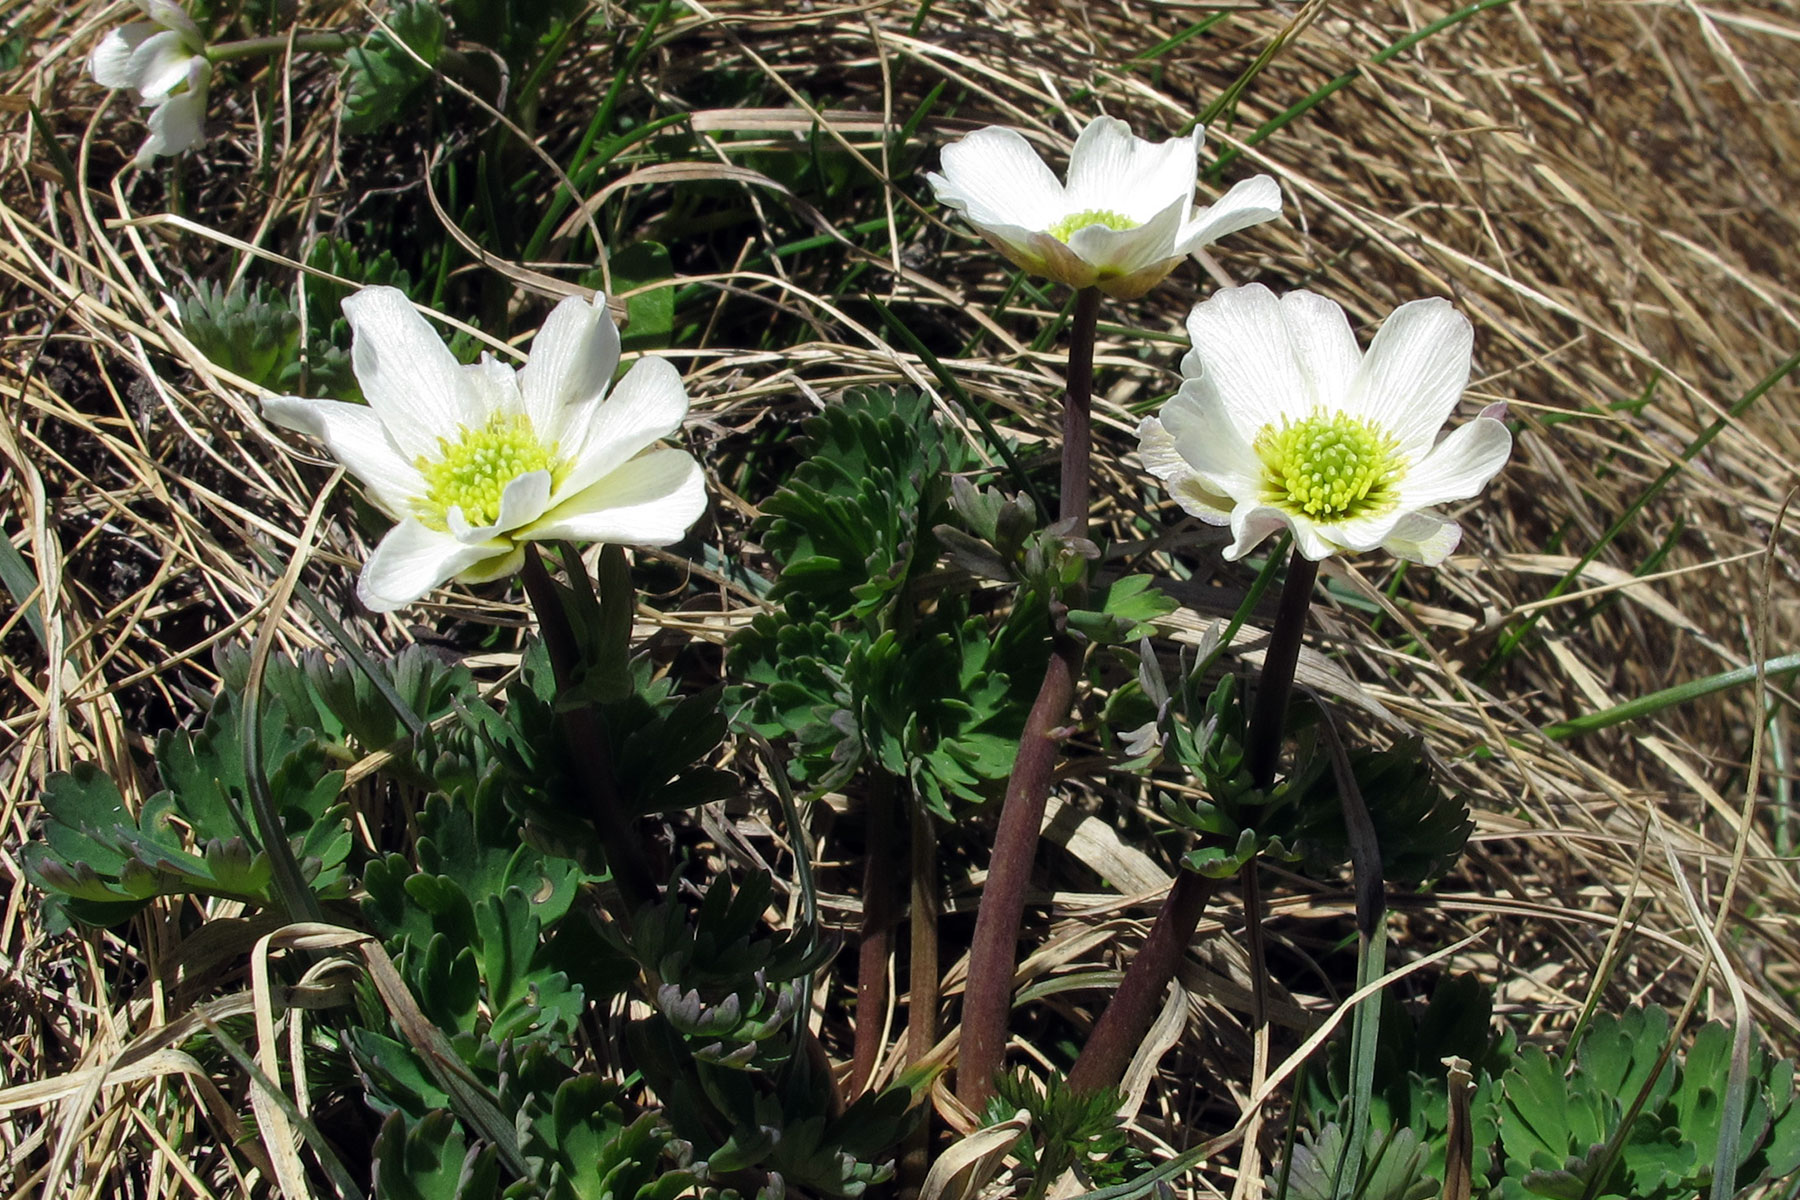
xmin=1065 ymin=870 xmax=1218 ymax=1096
xmin=519 ymin=546 xmax=659 ymax=911
xmin=850 ymin=771 xmax=899 ymax=1096
xmin=956 ymin=286 xmax=1102 ymax=1110
xmin=1066 ymin=551 xmax=1319 ymax=1095
xmin=957 ymin=635 xmax=1082 ymax=1109
xmin=206 ymin=32 xmax=358 ymax=64
xmin=1060 ymin=287 xmax=1102 ymax=535
xmin=1246 ymin=553 xmax=1319 ymax=791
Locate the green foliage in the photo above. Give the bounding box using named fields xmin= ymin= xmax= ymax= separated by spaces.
xmin=618 ymin=871 xmax=907 ymax=1196
xmin=446 ymin=0 xmax=583 ymax=67
xmin=1063 ymin=573 xmax=1178 ymax=647
xmin=1287 ymin=996 xmax=1800 ymax=1200
xmin=372 ymin=1109 xmax=501 ymax=1200
xmin=759 ymin=387 xmax=965 ymax=623
xmin=1289 ymin=734 xmax=1474 ymax=888
xmin=608 ymin=242 xmax=675 ymax=352
xmin=1153 ymin=674 xmax=1318 ymax=878
xmin=729 ymin=388 xmax=1050 ymax=815
xmin=23 ymin=646 xmax=372 ymax=929
xmin=985 ymin=1073 xmax=1146 ymax=1194
xmin=175 ymin=279 xmax=301 ymax=391
xmin=1495 ymin=1007 xmax=1800 ymax=1200
xmin=463 ymin=640 xmax=734 ymax=874
xmin=341 ymin=0 xmax=445 ymax=135
xmin=1296 ymin=975 xmax=1511 ymax=1195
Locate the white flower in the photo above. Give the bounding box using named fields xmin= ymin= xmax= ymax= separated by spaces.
xmin=926 ymin=115 xmax=1282 ymax=300
xmin=1138 ymin=284 xmax=1511 ymax=565
xmin=262 ymin=287 xmax=708 ymax=612
xmin=88 ymin=0 xmax=211 ymax=164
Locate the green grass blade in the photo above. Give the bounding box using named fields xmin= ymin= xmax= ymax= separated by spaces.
xmin=1538 ymin=653 xmax=1800 ymax=741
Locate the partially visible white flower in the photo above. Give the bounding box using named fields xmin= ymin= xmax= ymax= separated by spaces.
xmin=262 ymin=287 xmax=708 ymax=612
xmin=89 ymin=0 xmax=211 ymax=164
xmin=1138 ymin=284 xmax=1511 ymax=565
xmin=926 ymin=115 xmax=1282 ymax=300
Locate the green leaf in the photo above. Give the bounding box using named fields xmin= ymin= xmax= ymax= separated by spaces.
xmin=341 ymin=0 xmax=445 ymax=135
xmin=608 ymin=242 xmax=674 ymax=352
xmin=372 ymin=1109 xmax=501 ymax=1200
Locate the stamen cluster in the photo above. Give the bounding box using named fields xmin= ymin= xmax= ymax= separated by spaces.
xmin=1254 ymin=412 xmax=1402 ymax=521
xmin=417 ymin=414 xmax=560 ymax=530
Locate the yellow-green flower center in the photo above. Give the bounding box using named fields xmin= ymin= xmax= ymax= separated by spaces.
xmin=1254 ymin=411 xmax=1404 ymax=521
xmin=1048 ymin=208 xmax=1137 ymax=242
xmin=416 ymin=413 xmax=560 ymax=530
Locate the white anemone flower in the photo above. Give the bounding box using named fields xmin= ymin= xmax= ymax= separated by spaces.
xmin=926 ymin=115 xmax=1282 ymax=300
xmin=262 ymin=287 xmax=708 ymax=612
xmin=89 ymin=0 xmax=211 ymax=164
xmin=1138 ymin=284 xmax=1511 ymax=565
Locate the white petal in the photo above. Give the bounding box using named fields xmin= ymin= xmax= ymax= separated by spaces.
xmin=90 ymin=24 xmax=154 ymax=90
xmin=342 ymin=287 xmax=481 ymax=460
xmin=126 ymin=30 xmax=194 ymax=100
xmin=555 ymin=356 xmax=690 ymax=500
xmin=1396 ymin=416 xmax=1512 ymax=508
xmin=1287 ymin=518 xmax=1339 ymax=561
xmin=929 ymin=126 xmax=1065 ymax=232
xmin=453 ymin=469 xmax=554 ymax=541
xmin=1062 ymin=117 xmax=1200 ymax=224
xmin=463 ymin=352 xmax=526 ymax=418
xmin=357 ymin=519 xmax=508 ymax=612
xmin=529 ymin=449 xmax=707 ymax=545
xmin=137 ymin=67 xmax=205 ymax=162
xmin=1348 ymin=298 xmax=1473 ymax=455
xmin=1181 ymin=283 xmax=1310 ymax=436
xmin=1137 ymin=417 xmax=1233 ymax=525
xmin=517 ymin=293 xmax=621 ymax=434
xmin=142 ymin=0 xmax=203 ymax=44
xmin=1064 ymin=192 xmax=1186 ymax=277
xmin=1382 ymin=511 xmax=1462 ymax=565
xmin=1311 ymin=510 xmax=1407 ymax=555
xmin=1277 ymin=290 xmax=1362 ymax=412
xmin=1155 ymin=383 xmax=1262 ymax=500
xmin=1175 ymin=174 xmax=1284 ymax=250
xmin=261 ymin=394 xmax=425 ymax=517
xmin=1223 ymin=504 xmax=1295 ymax=561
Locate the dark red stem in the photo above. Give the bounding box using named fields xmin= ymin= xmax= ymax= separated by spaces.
xmin=1059 ymin=287 xmax=1102 ymax=536
xmin=956 ymin=635 xmax=1082 ymax=1109
xmin=1066 ymin=551 xmax=1317 ymax=1094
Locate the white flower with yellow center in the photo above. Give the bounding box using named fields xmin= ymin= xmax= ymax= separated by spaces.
xmin=926 ymin=115 xmax=1282 ymax=300
xmin=1138 ymin=284 xmax=1511 ymax=565
xmin=88 ymin=0 xmax=211 ymax=164
xmin=262 ymin=287 xmax=707 ymax=612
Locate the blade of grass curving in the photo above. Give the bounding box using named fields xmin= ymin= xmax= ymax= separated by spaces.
xmin=1134 ymin=12 xmax=1234 ymax=63
xmin=865 ymin=292 xmax=1047 ymax=518
xmin=522 ymin=0 xmax=675 ymax=261
xmin=240 ymin=473 xmax=344 ymax=925
xmin=1536 ymin=653 xmax=1800 ymax=741
xmin=1491 ymin=347 xmax=1800 ymax=667
xmin=1205 ymin=0 xmax=1518 ymax=179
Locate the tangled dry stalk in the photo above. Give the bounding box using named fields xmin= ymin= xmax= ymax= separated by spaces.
xmin=1 ymin=0 xmax=1798 ymax=1193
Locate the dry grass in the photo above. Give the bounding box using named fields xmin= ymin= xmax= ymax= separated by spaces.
xmin=1 ymin=0 xmax=1798 ymax=1193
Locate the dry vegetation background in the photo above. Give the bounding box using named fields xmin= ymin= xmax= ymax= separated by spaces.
xmin=1 ymin=0 xmax=1799 ymax=1193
